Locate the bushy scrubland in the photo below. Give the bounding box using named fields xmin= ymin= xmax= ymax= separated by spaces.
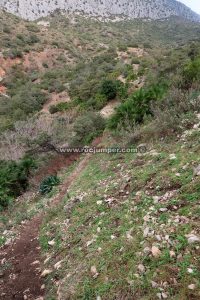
xmin=0 ymin=11 xmax=200 ymax=216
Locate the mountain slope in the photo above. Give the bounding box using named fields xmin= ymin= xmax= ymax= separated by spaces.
xmin=0 ymin=0 xmax=200 ymax=21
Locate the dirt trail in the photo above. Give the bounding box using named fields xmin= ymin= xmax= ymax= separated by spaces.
xmin=0 ymin=138 xmax=101 ymax=299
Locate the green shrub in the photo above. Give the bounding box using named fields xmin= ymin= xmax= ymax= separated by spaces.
xmin=182 ymin=57 xmax=200 ymax=88
xmin=48 ymin=81 xmax=65 ymax=93
xmin=10 ymin=86 xmax=47 ymax=119
xmin=39 ymin=175 xmax=60 ymax=195
xmin=3 ymin=26 xmax=11 ymax=34
xmin=7 ymin=49 xmax=23 ymax=59
xmin=72 ymin=112 xmax=105 ymax=145
xmin=0 ymin=157 xmax=35 ymax=209
xmin=100 ymin=79 xmax=117 ymax=100
xmin=108 ymin=84 xmax=167 ymax=129
xmin=27 ymin=34 xmax=40 ymax=45
xmin=123 ymin=65 xmax=137 ymax=81
xmin=131 ymin=58 xmax=140 ymax=64
xmin=87 ymin=93 xmax=107 ymax=110
xmin=26 ymin=24 xmax=40 ymax=33
xmin=118 ymin=45 xmax=127 ymax=51
xmin=49 ymin=102 xmax=74 ymax=114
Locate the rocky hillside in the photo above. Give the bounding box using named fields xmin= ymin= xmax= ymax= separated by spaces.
xmin=0 ymin=7 xmax=200 ymax=299
xmin=0 ymin=0 xmax=200 ymax=21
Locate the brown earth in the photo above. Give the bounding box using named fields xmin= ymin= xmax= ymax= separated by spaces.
xmin=23 ymin=49 xmax=72 ymax=72
xmin=0 ymin=86 xmax=7 ymax=94
xmin=41 ymin=91 xmax=71 ymax=114
xmin=0 ymin=216 xmax=44 ymax=300
xmin=0 ymin=137 xmax=102 ymax=299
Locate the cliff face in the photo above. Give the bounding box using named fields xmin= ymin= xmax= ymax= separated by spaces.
xmin=0 ymin=0 xmax=200 ymax=21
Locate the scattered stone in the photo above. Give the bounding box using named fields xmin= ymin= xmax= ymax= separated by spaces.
xmin=41 ymin=284 xmax=45 ymax=290
xmin=186 ymin=234 xmax=200 ymax=244
xmin=153 ymin=196 xmax=160 ymax=204
xmin=1 ymin=258 xmax=6 ymax=265
xmin=151 ymin=246 xmax=161 ymax=257
xmin=41 ymin=269 xmax=52 ymax=277
xmin=97 ymin=227 xmax=101 ymax=233
xmin=143 ymin=215 xmax=150 ymax=222
xmin=157 ymin=293 xmax=162 ymax=300
xmin=90 ymin=265 xmax=99 ymax=278
xmin=193 ymin=165 xmax=200 ymax=176
xmin=143 ymin=247 xmax=151 ymax=255
xmin=143 ymin=227 xmax=150 ymax=237
xmin=151 ymin=281 xmax=158 ymax=288
xmin=169 ymin=251 xmax=176 ymax=258
xmin=182 ymin=163 xmax=189 ymax=170
xmin=126 ymin=232 xmax=133 ymax=240
xmin=44 ymin=257 xmax=50 ymax=264
xmin=155 ymin=235 xmax=162 ymax=241
xmin=54 ymin=260 xmax=63 ymax=270
xmin=162 ymin=292 xmax=168 ymax=299
xmin=31 ymin=260 xmax=40 ymax=266
xmin=97 ymin=200 xmax=103 ymax=205
xmin=159 ymin=208 xmax=168 ymax=212
xmin=86 ymin=239 xmax=95 ymax=247
xmin=169 ymin=154 xmax=177 ymax=160
xmin=193 ymin=123 xmax=200 ymax=129
xmin=48 ymin=240 xmax=55 ymax=246
xmin=187 ymin=268 xmax=194 ymax=274
xmin=188 ymin=284 xmax=196 ymax=290
xmin=136 ymin=191 xmax=142 ymax=196
xmin=137 ymin=264 xmax=145 ymax=274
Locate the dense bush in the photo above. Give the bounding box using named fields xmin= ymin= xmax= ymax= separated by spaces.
xmin=108 ymin=84 xmax=167 ymax=129
xmin=87 ymin=94 xmax=107 ymax=110
xmin=0 ymin=68 xmax=48 ymax=128
xmin=100 ymin=79 xmax=117 ymax=100
xmin=6 ymin=48 xmax=23 ymax=59
xmin=49 ymin=102 xmax=74 ymax=114
xmin=10 ymin=86 xmax=47 ymax=120
xmin=127 ymin=88 xmax=200 ymax=143
xmin=39 ymin=175 xmax=60 ymax=195
xmin=182 ymin=57 xmax=200 ymax=88
xmin=3 ymin=26 xmax=11 ymax=34
xmin=0 ymin=157 xmax=35 ymax=209
xmin=15 ymin=34 xmax=40 ymax=46
xmin=72 ymin=112 xmax=105 ymax=145
xmin=69 ymin=52 xmax=118 ymax=101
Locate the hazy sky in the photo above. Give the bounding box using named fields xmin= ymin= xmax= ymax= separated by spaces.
xmin=178 ymin=0 xmax=200 ymax=14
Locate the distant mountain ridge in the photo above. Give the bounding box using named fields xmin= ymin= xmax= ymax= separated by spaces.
xmin=0 ymin=0 xmax=200 ymax=21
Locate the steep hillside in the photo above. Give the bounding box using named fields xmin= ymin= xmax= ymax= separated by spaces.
xmin=40 ymin=119 xmax=200 ymax=300
xmin=0 ymin=0 xmax=200 ymax=21
xmin=0 ymin=9 xmax=200 ymax=300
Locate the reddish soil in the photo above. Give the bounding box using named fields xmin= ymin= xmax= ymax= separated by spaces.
xmin=33 ymin=153 xmax=79 ymax=185
xmin=0 ymin=137 xmax=102 ymax=299
xmin=41 ymin=91 xmax=71 ymax=114
xmin=23 ymin=49 xmax=72 ymax=72
xmin=0 ymin=152 xmax=80 ymax=300
xmin=0 ymin=216 xmax=43 ymax=300
xmin=0 ymin=86 xmax=7 ymax=94
xmin=0 ymin=57 xmax=21 ymax=76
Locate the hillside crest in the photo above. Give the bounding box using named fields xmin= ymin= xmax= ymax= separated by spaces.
xmin=0 ymin=0 xmax=200 ymax=21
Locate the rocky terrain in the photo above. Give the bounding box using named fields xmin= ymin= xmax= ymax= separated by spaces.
xmin=0 ymin=0 xmax=200 ymax=21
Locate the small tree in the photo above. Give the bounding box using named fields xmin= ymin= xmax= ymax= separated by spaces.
xmin=100 ymin=79 xmax=117 ymax=100
xmin=72 ymin=112 xmax=105 ymax=145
